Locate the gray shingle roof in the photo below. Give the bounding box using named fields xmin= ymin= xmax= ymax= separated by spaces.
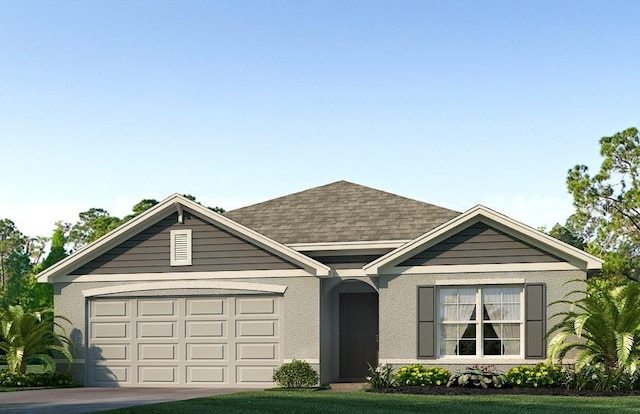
xmin=224 ymin=181 xmax=460 ymax=244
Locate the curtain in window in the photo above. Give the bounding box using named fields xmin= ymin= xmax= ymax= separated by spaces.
xmin=483 ymin=288 xmax=520 ymax=355
xmin=440 ymin=288 xmax=476 ymax=355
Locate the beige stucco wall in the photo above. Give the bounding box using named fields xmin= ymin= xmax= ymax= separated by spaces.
xmin=377 ymin=269 xmax=585 ymax=368
xmin=53 ymin=275 xmax=320 ymax=385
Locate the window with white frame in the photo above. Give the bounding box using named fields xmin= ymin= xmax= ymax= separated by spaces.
xmin=438 ymin=286 xmax=522 ymax=357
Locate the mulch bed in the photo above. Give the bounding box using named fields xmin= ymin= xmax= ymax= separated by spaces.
xmin=375 ymin=385 xmax=640 ymax=397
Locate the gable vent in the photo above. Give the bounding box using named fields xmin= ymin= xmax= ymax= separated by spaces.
xmin=170 ymin=229 xmax=192 ymax=266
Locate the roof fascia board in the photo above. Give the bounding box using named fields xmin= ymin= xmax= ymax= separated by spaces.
xmin=364 ymin=205 xmax=603 ymax=275
xmin=38 ymin=194 xmax=330 ymax=283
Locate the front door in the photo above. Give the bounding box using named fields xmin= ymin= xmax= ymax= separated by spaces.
xmin=339 ymin=292 xmax=378 ymax=380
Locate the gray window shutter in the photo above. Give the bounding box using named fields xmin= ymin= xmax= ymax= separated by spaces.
xmin=525 ymin=283 xmax=546 ymax=359
xmin=417 ymin=286 xmax=436 ymax=358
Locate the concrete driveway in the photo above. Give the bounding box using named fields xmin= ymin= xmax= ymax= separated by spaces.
xmin=0 ymin=387 xmax=251 ymax=414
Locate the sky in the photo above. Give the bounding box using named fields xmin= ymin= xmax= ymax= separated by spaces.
xmin=0 ymin=0 xmax=638 ymax=239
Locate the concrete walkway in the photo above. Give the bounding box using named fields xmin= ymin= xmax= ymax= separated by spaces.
xmin=0 ymin=387 xmax=250 ymax=414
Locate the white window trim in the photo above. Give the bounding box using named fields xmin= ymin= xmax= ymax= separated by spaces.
xmin=436 ymin=285 xmax=524 ymax=359
xmin=170 ymin=229 xmax=192 ymax=266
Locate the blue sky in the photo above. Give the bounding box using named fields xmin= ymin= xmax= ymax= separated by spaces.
xmin=1 ymin=0 xmax=638 ymax=238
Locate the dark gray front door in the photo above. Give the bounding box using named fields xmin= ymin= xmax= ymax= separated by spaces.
xmin=339 ymin=292 xmax=378 ymax=380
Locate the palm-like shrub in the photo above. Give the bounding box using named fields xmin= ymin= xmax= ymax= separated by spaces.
xmin=0 ymin=305 xmax=73 ymax=374
xmin=548 ymin=279 xmax=640 ymax=382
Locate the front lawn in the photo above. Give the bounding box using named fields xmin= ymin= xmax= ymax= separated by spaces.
xmin=105 ymin=390 xmax=640 ymax=414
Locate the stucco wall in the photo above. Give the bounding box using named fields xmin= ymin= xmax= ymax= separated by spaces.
xmin=378 ymin=269 xmax=585 ymax=367
xmin=53 ymin=275 xmax=320 ymax=385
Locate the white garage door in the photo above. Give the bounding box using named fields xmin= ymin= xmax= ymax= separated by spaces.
xmin=87 ymin=296 xmax=282 ymax=387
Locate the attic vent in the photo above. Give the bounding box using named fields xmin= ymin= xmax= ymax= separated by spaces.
xmin=170 ymin=229 xmax=192 ymax=266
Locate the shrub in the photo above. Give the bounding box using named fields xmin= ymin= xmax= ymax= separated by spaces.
xmin=366 ymin=363 xmax=395 ymax=389
xmin=561 ymin=364 xmax=640 ymax=391
xmin=448 ymin=365 xmax=507 ymax=388
xmin=0 ymin=305 xmax=74 ymax=374
xmin=272 ymin=359 xmax=318 ymax=388
xmin=0 ymin=371 xmax=73 ymax=387
xmin=394 ymin=364 xmax=450 ymax=386
xmin=505 ymin=364 xmax=564 ymax=388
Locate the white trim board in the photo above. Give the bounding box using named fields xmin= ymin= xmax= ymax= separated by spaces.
xmin=82 ymin=280 xmax=288 ymax=297
xmin=58 ymin=269 xmax=314 ymax=283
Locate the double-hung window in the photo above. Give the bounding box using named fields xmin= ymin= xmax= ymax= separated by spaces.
xmin=439 ymin=286 xmax=522 ymax=357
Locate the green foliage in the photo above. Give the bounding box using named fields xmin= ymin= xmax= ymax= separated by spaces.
xmin=567 ymin=127 xmax=640 ymax=280
xmin=547 ymin=279 xmax=640 ymax=379
xmin=0 ymin=370 xmax=73 ymax=387
xmin=0 ymin=219 xmax=28 ymax=291
xmin=68 ymin=208 xmax=122 ymax=250
xmin=366 ymin=363 xmax=395 ymax=389
xmin=272 ymin=359 xmax=319 ymax=388
xmin=447 ymin=365 xmax=508 ymax=388
xmin=0 ymin=305 xmax=74 ymax=374
xmin=394 ymin=364 xmax=450 ymax=386
xmin=505 ymin=364 xmax=564 ymax=388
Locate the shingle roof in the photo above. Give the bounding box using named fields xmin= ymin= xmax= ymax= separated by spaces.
xmin=224 ymin=181 xmax=460 ymax=244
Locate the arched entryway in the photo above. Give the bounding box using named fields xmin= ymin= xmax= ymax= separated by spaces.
xmin=334 ymin=280 xmax=379 ymax=381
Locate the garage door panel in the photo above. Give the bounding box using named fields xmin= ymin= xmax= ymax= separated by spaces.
xmin=138 ymin=300 xmax=176 ymax=317
xmin=237 ymin=343 xmax=277 ymax=360
xmin=236 ymin=320 xmax=278 ymax=337
xmin=187 ymin=366 xmax=226 ymax=383
xmin=139 ymin=343 xmax=177 ymax=360
xmin=187 ymin=298 xmax=225 ymax=316
xmin=187 ymin=343 xmax=225 ymax=360
xmin=92 ymin=322 xmax=129 ymax=339
xmin=94 ymin=344 xmax=129 ymax=361
xmin=93 ymin=366 xmax=129 ymax=383
xmin=138 ymin=366 xmax=178 ymax=384
xmin=236 ymin=366 xmax=277 ymax=383
xmin=92 ymin=301 xmax=128 ymax=317
xmin=236 ymin=298 xmax=277 ymax=315
xmin=186 ymin=320 xmax=225 ymax=338
xmin=137 ymin=321 xmax=176 ymax=338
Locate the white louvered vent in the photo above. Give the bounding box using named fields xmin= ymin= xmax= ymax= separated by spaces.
xmin=170 ymin=229 xmax=192 ymax=266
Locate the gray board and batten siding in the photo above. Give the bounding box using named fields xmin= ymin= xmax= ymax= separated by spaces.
xmin=400 ymin=222 xmax=566 ymax=266
xmin=71 ymin=212 xmax=302 ymax=275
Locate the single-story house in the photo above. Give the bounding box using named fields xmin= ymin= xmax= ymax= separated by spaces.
xmin=37 ymin=181 xmax=602 ymax=387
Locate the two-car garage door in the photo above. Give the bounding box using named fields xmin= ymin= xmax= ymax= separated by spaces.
xmin=87 ymin=295 xmax=282 ymax=387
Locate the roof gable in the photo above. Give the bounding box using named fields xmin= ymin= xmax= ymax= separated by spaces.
xmin=364 ymin=205 xmax=603 ymax=275
xmin=37 ymin=194 xmax=331 ymax=283
xmin=225 ymin=181 xmax=460 ymax=244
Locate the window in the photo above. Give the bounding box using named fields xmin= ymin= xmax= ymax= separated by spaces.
xmin=438 ymin=286 xmax=522 ymax=357
xmin=170 ymin=229 xmax=192 ymax=266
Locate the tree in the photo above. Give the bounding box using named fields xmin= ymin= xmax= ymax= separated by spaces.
xmin=68 ymin=208 xmax=121 ymax=250
xmin=183 ymin=194 xmax=225 ymax=214
xmin=0 ymin=305 xmax=73 ymax=374
xmin=567 ymin=127 xmax=640 ymax=279
xmin=0 ymin=219 xmax=27 ymax=290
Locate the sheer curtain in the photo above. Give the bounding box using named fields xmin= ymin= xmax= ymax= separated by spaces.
xmin=483 ymin=288 xmax=521 ymax=355
xmin=440 ymin=288 xmax=476 ymax=355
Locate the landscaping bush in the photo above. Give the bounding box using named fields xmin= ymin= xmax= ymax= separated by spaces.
xmin=366 ymin=363 xmax=395 ymax=389
xmin=448 ymin=365 xmax=507 ymax=388
xmin=0 ymin=371 xmax=73 ymax=387
xmin=394 ymin=364 xmax=450 ymax=387
xmin=505 ymin=364 xmax=564 ymax=388
xmin=272 ymin=359 xmax=318 ymax=388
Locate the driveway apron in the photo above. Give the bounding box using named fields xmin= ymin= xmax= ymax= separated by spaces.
xmin=0 ymin=387 xmax=251 ymax=414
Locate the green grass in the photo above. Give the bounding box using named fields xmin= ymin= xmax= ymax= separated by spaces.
xmin=105 ymin=390 xmax=640 ymax=414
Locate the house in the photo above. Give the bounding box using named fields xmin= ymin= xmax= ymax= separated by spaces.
xmin=37 ymin=181 xmax=602 ymax=387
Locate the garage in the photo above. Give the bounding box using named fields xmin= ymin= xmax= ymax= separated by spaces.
xmin=87 ymin=295 xmax=282 ymax=387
